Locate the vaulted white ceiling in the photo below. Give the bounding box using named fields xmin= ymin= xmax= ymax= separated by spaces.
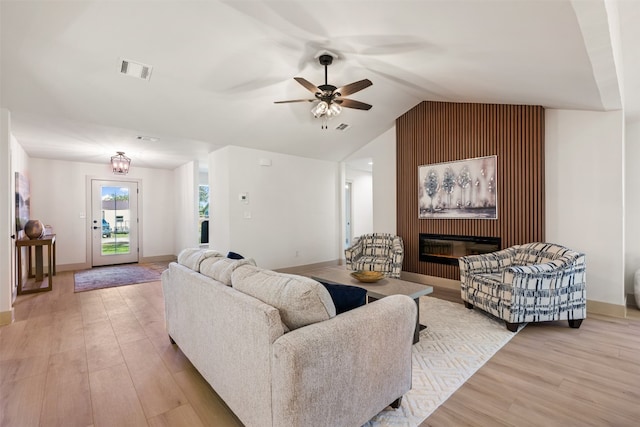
xmin=1 ymin=0 xmax=637 ymax=170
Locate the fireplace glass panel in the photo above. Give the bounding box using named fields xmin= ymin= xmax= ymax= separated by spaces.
xmin=419 ymin=234 xmax=501 ymax=266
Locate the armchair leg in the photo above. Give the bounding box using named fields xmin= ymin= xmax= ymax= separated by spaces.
xmin=464 ymin=301 xmax=474 ymax=309
xmin=568 ymin=319 xmax=583 ymax=329
xmin=390 ymin=396 xmax=403 ymax=409
xmin=505 ymin=322 xmax=521 ymax=332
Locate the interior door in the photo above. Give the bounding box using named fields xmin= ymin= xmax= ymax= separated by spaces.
xmin=91 ymin=180 xmax=139 ymax=266
xmin=345 ymin=181 xmax=353 ymax=249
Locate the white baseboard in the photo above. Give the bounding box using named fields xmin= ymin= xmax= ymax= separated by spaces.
xmin=0 ymin=308 xmax=14 ymax=326
xmin=57 ymin=262 xmax=90 ymax=272
xmin=587 ymin=299 xmax=627 ymax=318
xmin=140 ymin=255 xmax=176 ymax=263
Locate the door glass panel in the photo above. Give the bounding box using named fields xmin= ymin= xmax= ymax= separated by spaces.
xmin=101 ymin=186 xmax=130 ymax=255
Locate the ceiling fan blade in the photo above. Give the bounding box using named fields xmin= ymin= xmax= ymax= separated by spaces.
xmin=335 ymin=79 xmax=372 ymax=97
xmin=274 ymin=99 xmax=316 ymax=104
xmin=294 ymin=77 xmax=320 ymax=94
xmin=335 ymin=98 xmax=372 ymax=110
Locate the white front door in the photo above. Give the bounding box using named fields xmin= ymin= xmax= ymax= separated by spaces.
xmin=91 ymin=180 xmax=139 ymax=266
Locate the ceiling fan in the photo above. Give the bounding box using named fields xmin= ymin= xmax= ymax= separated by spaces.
xmin=275 ymin=54 xmax=372 ymax=128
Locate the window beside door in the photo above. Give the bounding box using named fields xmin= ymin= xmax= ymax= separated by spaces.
xmin=199 ymin=185 xmax=209 ymax=245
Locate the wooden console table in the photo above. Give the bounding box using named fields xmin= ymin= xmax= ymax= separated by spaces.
xmin=16 ymin=234 xmax=56 ymax=295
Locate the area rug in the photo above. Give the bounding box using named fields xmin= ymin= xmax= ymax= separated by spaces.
xmin=365 ymin=297 xmax=522 ymax=426
xmin=74 ymin=262 xmax=169 ymax=292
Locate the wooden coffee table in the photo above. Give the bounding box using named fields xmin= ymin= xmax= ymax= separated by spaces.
xmin=309 ymin=266 xmax=433 ymax=344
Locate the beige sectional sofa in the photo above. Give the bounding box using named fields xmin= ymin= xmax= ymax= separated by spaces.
xmin=161 ymin=249 xmax=417 ymax=427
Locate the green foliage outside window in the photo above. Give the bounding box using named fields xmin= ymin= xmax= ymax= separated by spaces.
xmin=199 ymin=185 xmax=209 ymax=218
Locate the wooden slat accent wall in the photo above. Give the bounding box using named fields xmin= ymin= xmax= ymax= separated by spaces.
xmin=397 ymin=101 xmax=545 ymax=279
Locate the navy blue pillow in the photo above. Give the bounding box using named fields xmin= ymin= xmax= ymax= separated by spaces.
xmin=319 ymin=281 xmax=366 ymax=315
xmin=227 ymin=251 xmax=244 ymax=260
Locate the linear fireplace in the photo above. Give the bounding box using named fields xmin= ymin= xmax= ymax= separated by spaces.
xmin=419 ymin=233 xmax=501 ymax=266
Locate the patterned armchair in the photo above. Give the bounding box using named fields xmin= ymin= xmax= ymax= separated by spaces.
xmin=345 ymin=233 xmax=404 ymax=278
xmin=459 ymin=242 xmax=586 ymax=332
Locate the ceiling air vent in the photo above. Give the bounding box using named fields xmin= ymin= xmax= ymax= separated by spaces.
xmin=119 ymin=58 xmax=153 ymax=81
xmin=335 ymin=123 xmax=351 ymax=131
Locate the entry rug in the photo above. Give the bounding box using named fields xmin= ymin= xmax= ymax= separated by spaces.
xmin=74 ymin=262 xmax=169 ymax=292
xmin=365 ymin=297 xmax=522 ymax=426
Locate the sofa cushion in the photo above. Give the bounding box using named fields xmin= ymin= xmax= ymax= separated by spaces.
xmin=232 ymin=265 xmax=336 ymax=330
xmin=177 ymin=248 xmax=223 ymax=271
xmin=317 ymin=281 xmax=366 ymax=314
xmin=200 ymin=257 xmax=256 ymax=286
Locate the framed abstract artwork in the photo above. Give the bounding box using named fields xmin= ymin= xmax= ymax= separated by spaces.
xmin=418 ymin=155 xmax=497 ymax=219
xmin=15 ymin=172 xmax=30 ymax=234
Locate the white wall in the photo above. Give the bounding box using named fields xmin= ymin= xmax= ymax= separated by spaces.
xmin=625 ymin=120 xmax=640 ymax=298
xmin=209 ymin=147 xmax=231 ymax=253
xmin=28 ymin=158 xmax=176 ymax=267
xmin=1 ymin=110 xmax=32 ymax=323
xmin=10 ymin=130 xmax=29 ymax=297
xmin=345 ymin=168 xmax=373 ymax=237
xmin=345 ymin=126 xmax=397 ymax=233
xmin=546 ymin=109 xmax=625 ymax=306
xmin=173 ymin=161 xmax=199 ymax=254
xmin=209 ymin=146 xmax=339 ymax=269
xmin=198 ymin=169 xmax=208 ymax=186
xmin=1 ymin=110 xmax=14 ymax=322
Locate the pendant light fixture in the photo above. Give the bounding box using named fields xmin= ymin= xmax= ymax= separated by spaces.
xmin=110 ymin=151 xmax=131 ymax=175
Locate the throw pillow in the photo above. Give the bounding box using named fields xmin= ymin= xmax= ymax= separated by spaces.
xmin=227 ymin=251 xmax=244 ymax=260
xmin=232 ymin=265 xmax=336 ymax=330
xmin=318 ymin=281 xmax=367 ymax=314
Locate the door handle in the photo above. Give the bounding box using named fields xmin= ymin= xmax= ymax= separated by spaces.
xmin=93 ymin=226 xmax=98 ymax=230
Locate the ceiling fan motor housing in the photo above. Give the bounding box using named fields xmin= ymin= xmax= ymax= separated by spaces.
xmin=318 ymin=54 xmax=334 ymax=66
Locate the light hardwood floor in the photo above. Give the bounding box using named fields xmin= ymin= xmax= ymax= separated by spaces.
xmin=1 ymin=271 xmax=243 ymax=427
xmin=2 ymin=270 xmax=640 ymax=426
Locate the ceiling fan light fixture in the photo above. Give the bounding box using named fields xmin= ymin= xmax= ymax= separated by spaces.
xmin=275 ymin=53 xmax=371 ymax=129
xmin=311 ymin=101 xmax=329 ymax=118
xmin=328 ymin=103 xmax=342 ymax=117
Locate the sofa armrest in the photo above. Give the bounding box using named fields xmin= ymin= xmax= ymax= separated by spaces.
xmin=391 ymin=236 xmax=404 ymax=256
xmin=344 ymin=238 xmax=364 ymax=263
xmin=459 ymin=246 xmax=517 ymax=275
xmin=271 ymin=294 xmax=416 ymax=427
